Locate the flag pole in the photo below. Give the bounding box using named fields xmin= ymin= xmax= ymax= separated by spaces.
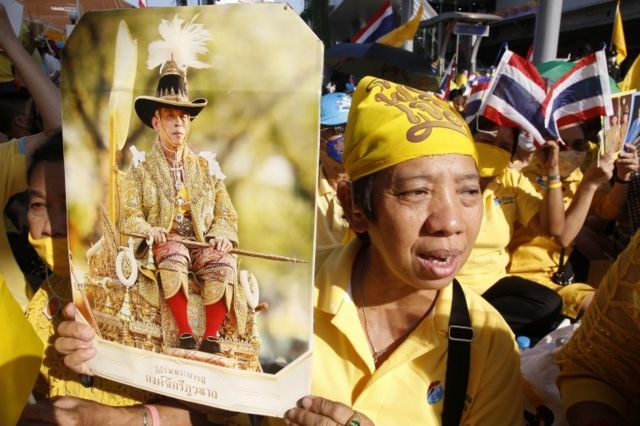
xmin=531 ymin=0 xmax=563 ymax=65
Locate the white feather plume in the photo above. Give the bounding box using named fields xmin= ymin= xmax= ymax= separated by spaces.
xmin=146 ymin=15 xmax=212 ymax=73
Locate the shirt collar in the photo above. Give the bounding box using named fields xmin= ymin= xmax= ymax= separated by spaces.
xmin=314 ymin=238 xmax=361 ymax=314
xmin=318 ymin=167 xmax=335 ymax=197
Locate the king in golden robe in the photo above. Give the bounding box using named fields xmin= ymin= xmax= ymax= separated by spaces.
xmin=120 ymin=25 xmax=239 ymax=354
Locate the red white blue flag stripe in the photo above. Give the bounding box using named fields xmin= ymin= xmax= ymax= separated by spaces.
xmin=352 ymin=1 xmax=395 ymax=43
xmin=437 ymin=54 xmax=456 ymax=100
xmin=463 ymin=75 xmax=491 ymax=123
xmin=478 ymin=50 xmax=547 ymax=147
xmin=542 ymin=50 xmax=613 ymax=138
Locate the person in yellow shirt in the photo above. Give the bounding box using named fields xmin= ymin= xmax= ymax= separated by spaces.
xmin=0 ymin=4 xmax=61 ymax=311
xmin=508 ymin=121 xmax=638 ymax=318
xmin=316 ymin=92 xmax=353 ymax=250
xmin=286 ymin=77 xmax=522 ymax=424
xmin=0 ymin=273 xmax=43 ymax=426
xmin=287 ymin=77 xmax=521 ymax=426
xmin=457 ymin=117 xmax=565 ymax=342
xmin=56 ymin=77 xmax=523 ymax=425
xmin=0 ymin=18 xmax=44 ymax=93
xmin=18 ymin=133 xmax=207 ymax=425
xmin=455 ymin=69 xmax=469 ymax=88
xmin=555 ymin=228 xmax=640 ymax=425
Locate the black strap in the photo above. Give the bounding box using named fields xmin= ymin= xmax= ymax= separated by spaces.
xmin=442 ymin=279 xmax=473 ymax=426
xmin=553 ymin=247 xmax=574 ymax=286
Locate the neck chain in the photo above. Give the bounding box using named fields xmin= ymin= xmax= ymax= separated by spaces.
xmin=355 ymin=251 xmax=439 ymax=366
xmin=160 ymin=141 xmax=185 ymax=192
xmin=168 ymin=160 xmax=185 ymax=192
xmin=359 ymin=274 xmax=410 ymax=365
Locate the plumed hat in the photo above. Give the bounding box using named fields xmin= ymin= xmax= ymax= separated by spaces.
xmin=135 ymin=15 xmax=211 ymax=128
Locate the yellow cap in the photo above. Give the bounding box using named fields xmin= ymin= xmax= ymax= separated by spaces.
xmin=343 ymin=76 xmax=477 ymax=181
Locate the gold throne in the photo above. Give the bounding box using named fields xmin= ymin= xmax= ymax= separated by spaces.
xmin=77 ymin=207 xmax=263 ymax=372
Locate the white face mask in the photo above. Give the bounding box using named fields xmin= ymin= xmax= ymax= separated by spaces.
xmin=517 ymin=132 xmax=535 ymax=152
xmin=558 ymin=150 xmax=587 ymax=177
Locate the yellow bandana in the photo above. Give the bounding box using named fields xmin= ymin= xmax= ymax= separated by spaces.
xmin=343 ymin=76 xmax=477 ymax=181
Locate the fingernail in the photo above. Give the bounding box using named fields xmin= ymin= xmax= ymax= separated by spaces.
xmin=64 ymin=303 xmax=75 ymax=315
xmin=300 ymin=396 xmax=312 ymax=409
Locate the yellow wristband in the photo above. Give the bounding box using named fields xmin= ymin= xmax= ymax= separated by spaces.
xmin=548 ymin=181 xmax=562 ymax=190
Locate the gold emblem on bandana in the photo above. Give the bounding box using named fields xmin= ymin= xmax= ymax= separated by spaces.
xmin=343 ymin=76 xmax=478 ymax=181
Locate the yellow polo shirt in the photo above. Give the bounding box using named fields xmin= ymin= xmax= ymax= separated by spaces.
xmin=26 ymin=276 xmax=154 ymax=405
xmin=507 ymin=156 xmax=620 ymax=318
xmin=555 ymin=229 xmax=640 ymax=424
xmin=457 ymin=167 xmax=542 ymax=294
xmin=315 ymin=168 xmax=352 ymax=250
xmin=0 ymin=274 xmax=43 ymax=426
xmin=0 ymin=49 xmax=43 ymax=84
xmin=305 ymin=239 xmax=522 ymax=425
xmin=0 ymin=138 xmax=32 ymax=310
xmin=0 ymin=52 xmax=14 ymax=83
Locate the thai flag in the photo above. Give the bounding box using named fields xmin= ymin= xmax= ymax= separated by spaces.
xmin=463 ymin=75 xmax=491 ymax=124
xmin=437 ymin=55 xmax=456 ymax=100
xmin=352 ymin=1 xmax=395 ymax=44
xmin=478 ymin=49 xmax=547 ymax=147
xmin=542 ymin=50 xmax=613 ymax=139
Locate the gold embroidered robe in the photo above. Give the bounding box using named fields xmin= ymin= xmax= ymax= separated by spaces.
xmin=120 ymin=142 xmax=238 ymax=252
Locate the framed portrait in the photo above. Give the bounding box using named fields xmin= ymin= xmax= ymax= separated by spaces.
xmin=624 ymin=91 xmax=640 ymax=146
xmin=603 ymin=90 xmax=635 ymax=155
xmin=61 ymin=4 xmax=321 ymax=416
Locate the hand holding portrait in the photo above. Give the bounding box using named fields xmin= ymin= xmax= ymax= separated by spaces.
xmin=583 ymin=153 xmax=614 ymax=187
xmin=54 ymin=303 xmax=96 ymax=376
xmin=284 ymin=396 xmax=374 ymax=426
xmin=615 ymin=143 xmax=639 ymax=180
